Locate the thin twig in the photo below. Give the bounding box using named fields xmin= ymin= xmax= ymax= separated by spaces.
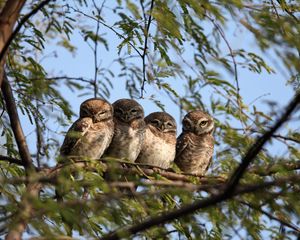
xmin=240 ymin=201 xmax=300 ymax=233
xmin=0 ymin=155 xmax=24 ymax=166
xmin=275 ymin=0 xmax=299 ymax=23
xmin=205 ymin=14 xmax=244 ymax=130
xmin=35 ymin=100 xmax=43 ymax=168
xmin=232 ymin=127 xmax=300 ymax=144
xmin=1 ymin=73 xmax=33 ymax=170
xmin=248 ymin=160 xmax=300 ymax=176
xmin=70 ymin=6 xmax=142 ymax=58
xmin=44 ymin=76 xmax=93 ymax=84
xmin=226 ymin=92 xmax=300 ymax=194
xmin=140 ymin=0 xmax=155 ymax=98
xmin=91 ymin=0 xmax=106 ymax=98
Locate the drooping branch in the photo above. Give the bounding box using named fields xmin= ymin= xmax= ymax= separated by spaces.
xmin=101 ymin=92 xmax=300 ymax=240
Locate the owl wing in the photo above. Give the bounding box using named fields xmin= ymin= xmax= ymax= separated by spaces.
xmin=175 ymin=133 xmax=189 ymax=159
xmin=60 ymin=117 xmax=93 ymax=156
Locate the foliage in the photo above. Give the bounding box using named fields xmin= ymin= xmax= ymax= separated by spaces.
xmin=0 ymin=0 xmax=300 ymax=239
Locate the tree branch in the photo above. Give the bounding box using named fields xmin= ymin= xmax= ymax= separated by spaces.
xmin=0 ymin=155 xmax=25 ymax=166
xmin=240 ymin=201 xmax=300 ymax=233
xmin=1 ymin=73 xmax=33 ymax=170
xmin=101 ymin=92 xmax=300 ymax=240
xmin=226 ymin=92 xmax=300 ymax=194
xmin=101 ymin=174 xmax=300 ymax=240
xmin=70 ymin=6 xmax=143 ymax=58
xmin=233 ymin=127 xmax=300 ymax=144
xmin=0 ymin=0 xmax=26 ymax=87
xmin=249 ymin=160 xmax=300 ymax=176
xmin=2 ymin=73 xmax=38 ymax=240
xmin=0 ymin=0 xmax=52 ymax=65
xmin=140 ymin=0 xmax=155 ymax=98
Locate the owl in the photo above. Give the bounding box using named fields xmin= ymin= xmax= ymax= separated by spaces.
xmin=60 ymin=98 xmax=114 ymax=160
xmin=175 ymin=110 xmax=214 ymax=175
xmin=104 ymin=99 xmax=145 ymax=162
xmin=136 ymin=112 xmax=177 ymax=169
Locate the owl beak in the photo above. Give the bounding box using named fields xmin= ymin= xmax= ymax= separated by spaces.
xmin=161 ymin=123 xmax=166 ymax=131
xmin=123 ymin=114 xmax=130 ymax=122
xmin=93 ymin=115 xmax=100 ymax=122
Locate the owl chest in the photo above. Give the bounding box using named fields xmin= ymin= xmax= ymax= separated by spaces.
xmin=138 ymin=129 xmax=175 ymax=168
xmin=75 ymin=127 xmax=113 ymax=158
xmin=177 ymin=135 xmax=213 ymax=175
xmin=184 ymin=139 xmax=212 ymax=159
xmin=107 ymin=125 xmax=143 ymax=161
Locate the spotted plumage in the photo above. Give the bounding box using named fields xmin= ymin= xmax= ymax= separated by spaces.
xmin=175 ymin=110 xmax=214 ymax=175
xmin=104 ymin=99 xmax=145 ymax=162
xmin=136 ymin=112 xmax=177 ymax=169
xmin=60 ymin=98 xmax=114 ymax=159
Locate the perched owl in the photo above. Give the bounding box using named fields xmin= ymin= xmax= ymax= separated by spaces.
xmin=60 ymin=98 xmax=114 ymax=160
xmin=175 ymin=110 xmax=214 ymax=175
xmin=136 ymin=112 xmax=177 ymax=169
xmin=104 ymin=99 xmax=145 ymax=162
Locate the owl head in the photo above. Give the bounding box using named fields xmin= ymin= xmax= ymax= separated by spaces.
xmin=145 ymin=112 xmax=177 ymax=134
xmin=113 ymin=99 xmax=144 ymax=123
xmin=182 ymin=110 xmax=214 ymax=135
xmin=79 ymin=98 xmax=113 ymax=122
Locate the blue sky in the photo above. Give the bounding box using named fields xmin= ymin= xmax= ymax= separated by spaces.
xmin=2 ymin=1 xmax=299 ymax=239
xmin=4 ymin=0 xmax=294 ymax=166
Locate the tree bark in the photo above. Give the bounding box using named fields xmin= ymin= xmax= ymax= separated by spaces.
xmin=1 ymin=73 xmax=33 ymax=169
xmin=0 ymin=0 xmax=26 ymax=87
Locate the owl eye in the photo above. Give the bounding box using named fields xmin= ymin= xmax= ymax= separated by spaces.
xmin=182 ymin=119 xmax=191 ymax=130
xmin=151 ymin=119 xmax=160 ymax=125
xmin=115 ymin=109 xmax=123 ymax=114
xmin=98 ymin=110 xmax=106 ymax=115
xmin=166 ymin=122 xmax=174 ymax=127
xmin=200 ymin=121 xmax=208 ymax=127
xmin=81 ymin=108 xmax=91 ymax=117
xmin=131 ymin=109 xmax=138 ymax=114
